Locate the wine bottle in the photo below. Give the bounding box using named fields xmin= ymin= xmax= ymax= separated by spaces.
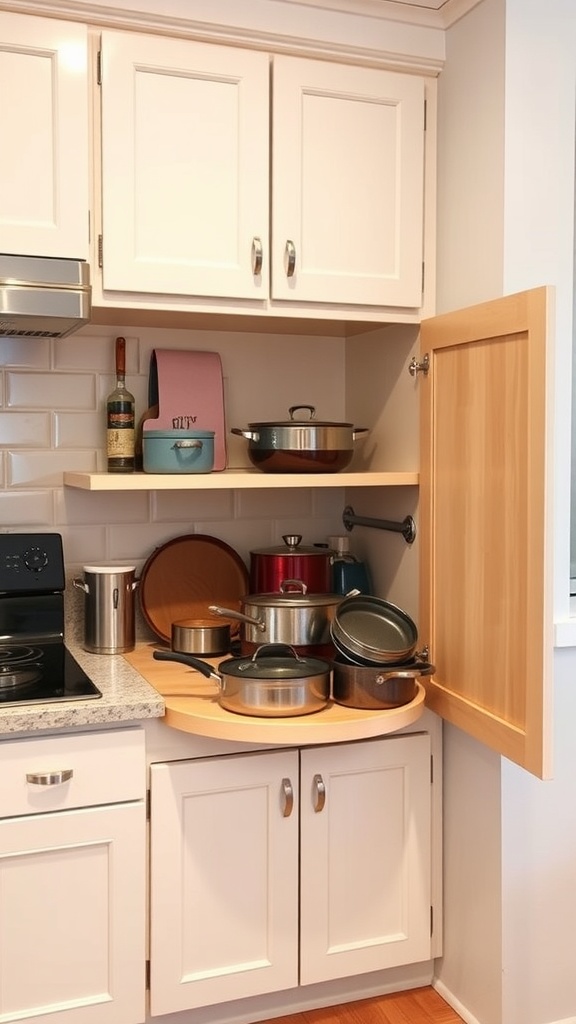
xmin=106 ymin=336 xmax=135 ymax=472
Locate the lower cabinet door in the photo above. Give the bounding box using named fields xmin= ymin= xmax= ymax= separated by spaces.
xmin=299 ymin=733 xmax=432 ymax=985
xmin=0 ymin=802 xmax=145 ymax=1024
xmin=149 ymin=749 xmax=299 ymax=1016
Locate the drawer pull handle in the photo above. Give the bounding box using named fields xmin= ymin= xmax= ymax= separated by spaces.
xmin=26 ymin=769 xmax=74 ymax=786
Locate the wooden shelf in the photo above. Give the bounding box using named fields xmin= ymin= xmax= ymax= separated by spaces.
xmin=63 ymin=469 xmax=419 ymax=491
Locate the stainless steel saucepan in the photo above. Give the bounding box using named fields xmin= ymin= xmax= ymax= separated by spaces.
xmin=153 ymin=643 xmax=330 ymax=717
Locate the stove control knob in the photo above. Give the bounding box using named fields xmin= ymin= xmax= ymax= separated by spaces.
xmin=23 ymin=546 xmax=49 ymax=573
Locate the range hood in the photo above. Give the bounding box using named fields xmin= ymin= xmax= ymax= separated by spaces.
xmin=0 ymin=254 xmax=91 ymax=339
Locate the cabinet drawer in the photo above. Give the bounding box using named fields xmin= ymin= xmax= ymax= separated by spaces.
xmin=0 ymin=728 xmax=145 ymax=818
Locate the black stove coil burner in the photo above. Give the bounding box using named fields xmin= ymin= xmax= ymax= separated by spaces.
xmin=0 ymin=644 xmax=44 ymax=690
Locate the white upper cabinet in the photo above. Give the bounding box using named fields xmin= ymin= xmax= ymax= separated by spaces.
xmin=271 ymin=56 xmax=425 ymax=307
xmin=98 ymin=31 xmax=428 ymax=312
xmin=100 ymin=32 xmax=269 ymax=299
xmin=0 ymin=12 xmax=89 ymax=260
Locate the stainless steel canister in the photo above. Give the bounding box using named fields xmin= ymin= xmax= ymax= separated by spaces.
xmin=73 ymin=565 xmax=138 ymax=654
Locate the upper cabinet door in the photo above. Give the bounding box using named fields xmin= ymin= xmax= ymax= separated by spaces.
xmin=419 ymin=287 xmax=552 ymax=779
xmin=100 ymin=32 xmax=269 ymax=299
xmin=0 ymin=13 xmax=89 ymax=260
xmin=271 ymin=56 xmax=425 ymax=307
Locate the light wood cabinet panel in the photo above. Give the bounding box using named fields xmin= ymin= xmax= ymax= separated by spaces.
xmin=100 ymin=31 xmax=269 ymax=299
xmin=0 ymin=12 xmax=89 ymax=260
xmin=419 ymin=287 xmax=552 ymax=778
xmin=272 ymin=57 xmax=425 ymax=307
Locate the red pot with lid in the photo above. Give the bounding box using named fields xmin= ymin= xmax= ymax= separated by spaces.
xmin=249 ymin=534 xmax=332 ymax=594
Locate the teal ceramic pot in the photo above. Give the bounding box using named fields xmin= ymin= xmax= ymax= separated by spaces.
xmin=142 ymin=429 xmax=215 ymax=473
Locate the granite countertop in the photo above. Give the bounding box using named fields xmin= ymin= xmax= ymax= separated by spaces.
xmin=0 ymin=589 xmax=165 ymax=738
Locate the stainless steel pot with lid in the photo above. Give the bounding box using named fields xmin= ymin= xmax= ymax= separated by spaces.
xmin=210 ymin=580 xmax=352 ymax=653
xmin=231 ymin=405 xmax=368 ymax=473
xmin=153 ymin=643 xmax=330 ymax=716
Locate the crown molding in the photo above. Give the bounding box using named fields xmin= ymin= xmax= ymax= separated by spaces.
xmin=1 ymin=0 xmax=447 ymax=72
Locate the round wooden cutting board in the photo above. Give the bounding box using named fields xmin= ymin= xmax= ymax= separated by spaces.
xmin=139 ymin=534 xmax=249 ymax=642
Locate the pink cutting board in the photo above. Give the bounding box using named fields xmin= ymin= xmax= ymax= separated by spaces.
xmin=143 ymin=350 xmax=227 ymax=470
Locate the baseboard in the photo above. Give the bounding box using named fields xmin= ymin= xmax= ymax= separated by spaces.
xmin=432 ymin=978 xmax=481 ymax=1024
xmin=433 ymin=979 xmax=576 ymax=1024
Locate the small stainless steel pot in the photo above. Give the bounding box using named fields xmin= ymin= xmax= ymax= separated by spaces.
xmin=153 ymin=643 xmax=330 ymax=717
xmin=231 ymin=405 xmax=368 ymax=474
xmin=332 ymin=655 xmax=435 ymax=709
xmin=171 ymin=618 xmax=231 ymax=656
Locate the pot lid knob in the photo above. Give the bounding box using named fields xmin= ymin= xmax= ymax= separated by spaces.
xmin=282 ymin=534 xmax=302 ymax=550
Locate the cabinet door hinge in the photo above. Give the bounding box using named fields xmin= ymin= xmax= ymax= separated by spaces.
xmin=146 ymin=959 xmax=150 ymax=989
xmin=430 ymin=754 xmax=434 ymax=785
xmin=430 ymin=905 xmax=434 ymax=936
xmin=424 ymin=97 xmax=427 ymax=131
xmin=98 ymin=234 xmax=103 ymax=269
xmin=97 ymin=50 xmax=102 ymax=86
xmin=146 ymin=789 xmax=151 ymax=821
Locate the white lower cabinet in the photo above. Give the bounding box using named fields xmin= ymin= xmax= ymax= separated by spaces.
xmin=0 ymin=730 xmax=146 ymax=1024
xmin=149 ymin=733 xmax=431 ymax=1016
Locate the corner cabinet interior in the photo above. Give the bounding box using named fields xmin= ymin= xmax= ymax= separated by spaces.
xmin=0 ymin=11 xmax=89 ymax=261
xmin=149 ymin=735 xmax=432 ymax=1017
xmin=97 ymin=30 xmax=426 ymax=310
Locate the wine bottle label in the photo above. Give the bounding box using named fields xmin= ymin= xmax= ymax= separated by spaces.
xmin=107 ymin=428 xmax=135 ymax=458
xmin=107 ymin=400 xmax=135 ymax=459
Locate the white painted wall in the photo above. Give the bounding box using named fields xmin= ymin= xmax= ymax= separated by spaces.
xmin=435 ymin=1 xmax=576 ymax=1023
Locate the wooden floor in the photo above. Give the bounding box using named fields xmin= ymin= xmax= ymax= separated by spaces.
xmin=267 ymin=988 xmax=463 ymax=1024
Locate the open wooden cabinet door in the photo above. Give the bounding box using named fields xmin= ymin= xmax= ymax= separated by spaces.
xmin=419 ymin=287 xmax=553 ymax=778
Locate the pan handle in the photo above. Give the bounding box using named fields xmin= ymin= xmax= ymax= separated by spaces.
xmin=209 ymin=605 xmax=266 ymax=631
xmin=375 ymin=670 xmax=419 ymax=683
xmin=152 ymin=649 xmax=222 ymax=685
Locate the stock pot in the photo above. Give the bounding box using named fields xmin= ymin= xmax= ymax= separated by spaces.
xmin=153 ymin=644 xmax=330 ymax=716
xmin=249 ymin=534 xmax=332 ymax=593
xmin=210 ymin=580 xmax=349 ymax=655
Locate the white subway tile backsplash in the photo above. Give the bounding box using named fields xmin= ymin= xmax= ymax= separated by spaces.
xmin=60 ymin=526 xmax=108 ymax=565
xmin=0 ymin=489 xmax=54 ymax=526
xmin=9 ymin=450 xmax=98 ymax=487
xmin=0 ymin=412 xmax=51 ymax=446
xmin=109 ymin=522 xmax=195 ymax=562
xmin=0 ymin=324 xmax=347 ymax=572
xmin=153 ymin=488 xmax=234 ymax=522
xmin=54 ymin=333 xmax=139 ymax=373
xmin=0 ymin=338 xmax=51 ymax=369
xmin=237 ymin=487 xmax=313 ymax=519
xmin=54 ymin=488 xmax=150 ymax=525
xmin=54 ymin=411 xmax=105 ymax=449
xmin=7 ymin=372 xmax=96 ymax=410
